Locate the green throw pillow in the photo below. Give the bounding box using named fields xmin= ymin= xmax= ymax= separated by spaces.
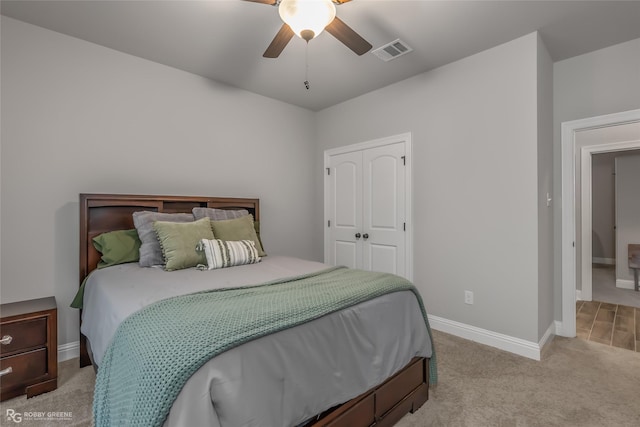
xmin=253 ymin=221 xmax=265 ymax=254
xmin=92 ymin=229 xmax=141 ymax=269
xmin=153 ymin=217 xmax=214 ymax=271
xmin=210 ymin=214 xmax=266 ymax=257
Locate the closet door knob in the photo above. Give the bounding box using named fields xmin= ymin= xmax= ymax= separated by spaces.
xmin=363 ymin=233 xmax=369 ymax=240
xmin=355 ymin=233 xmax=361 ymax=239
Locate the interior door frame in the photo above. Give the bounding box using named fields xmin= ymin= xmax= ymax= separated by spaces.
xmin=324 ymin=132 xmax=413 ymax=280
xmin=559 ymin=109 xmax=640 ymax=337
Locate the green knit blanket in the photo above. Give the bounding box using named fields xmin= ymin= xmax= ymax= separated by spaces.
xmin=93 ymin=266 xmax=437 ymax=427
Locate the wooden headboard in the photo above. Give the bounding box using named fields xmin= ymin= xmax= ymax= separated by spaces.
xmin=78 ymin=193 xmax=259 ymax=366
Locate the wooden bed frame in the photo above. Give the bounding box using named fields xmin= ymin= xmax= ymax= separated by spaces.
xmin=78 ymin=193 xmax=429 ymax=427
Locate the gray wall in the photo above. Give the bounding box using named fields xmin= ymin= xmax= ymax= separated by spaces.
xmin=537 ymin=34 xmax=554 ymax=339
xmin=316 ymin=33 xmax=547 ymax=343
xmin=3 ymin=15 xmax=638 ymax=351
xmin=616 ymin=153 xmax=640 ymax=283
xmin=0 ymin=17 xmax=317 ymax=348
xmin=553 ymin=37 xmax=640 ymax=313
xmin=592 ymin=152 xmax=618 ymax=261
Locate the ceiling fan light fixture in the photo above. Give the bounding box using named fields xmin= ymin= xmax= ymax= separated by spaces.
xmin=278 ymin=0 xmax=336 ymax=41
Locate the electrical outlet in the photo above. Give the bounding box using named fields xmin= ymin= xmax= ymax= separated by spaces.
xmin=464 ymin=290 xmax=474 ymax=305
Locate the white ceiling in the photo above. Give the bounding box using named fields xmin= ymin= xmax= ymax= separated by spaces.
xmin=2 ymin=0 xmax=640 ymax=111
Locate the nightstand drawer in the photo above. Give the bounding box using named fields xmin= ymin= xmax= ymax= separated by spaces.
xmin=1 ymin=297 xmax=57 ymax=401
xmin=0 ymin=348 xmax=48 ymax=390
xmin=0 ymin=318 xmax=47 ymax=356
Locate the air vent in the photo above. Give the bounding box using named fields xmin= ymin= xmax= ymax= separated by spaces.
xmin=371 ymin=39 xmax=413 ymax=62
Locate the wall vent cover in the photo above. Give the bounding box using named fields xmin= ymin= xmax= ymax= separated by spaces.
xmin=371 ymin=39 xmax=413 ymax=62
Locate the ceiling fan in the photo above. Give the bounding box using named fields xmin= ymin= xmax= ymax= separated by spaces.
xmin=244 ymin=0 xmax=372 ymax=58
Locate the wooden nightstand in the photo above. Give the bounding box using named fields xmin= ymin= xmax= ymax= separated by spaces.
xmin=0 ymin=297 xmax=58 ymax=401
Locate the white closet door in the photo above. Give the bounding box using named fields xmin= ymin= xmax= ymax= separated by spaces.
xmin=327 ymin=151 xmax=362 ymax=269
xmin=362 ymin=142 xmax=406 ymax=276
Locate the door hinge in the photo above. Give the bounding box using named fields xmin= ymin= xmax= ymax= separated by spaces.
xmin=401 ymin=156 xmax=406 ymax=166
xmin=328 ymin=220 xmax=331 ymax=227
xmin=403 ymin=222 xmax=406 ymax=231
xmin=326 ymin=168 xmax=330 ymax=175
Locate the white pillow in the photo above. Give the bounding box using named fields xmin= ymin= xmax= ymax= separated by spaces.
xmin=197 ymin=239 xmax=261 ymax=270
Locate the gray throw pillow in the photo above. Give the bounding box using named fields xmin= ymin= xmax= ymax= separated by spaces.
xmin=192 ymin=207 xmax=249 ymax=221
xmin=132 ymin=211 xmax=194 ymax=267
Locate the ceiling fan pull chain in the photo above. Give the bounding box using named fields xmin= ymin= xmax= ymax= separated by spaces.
xmin=304 ymin=41 xmax=310 ymax=90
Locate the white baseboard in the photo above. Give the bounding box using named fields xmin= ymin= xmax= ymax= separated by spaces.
xmin=616 ymin=279 xmax=635 ymax=290
xmin=58 ymin=341 xmax=80 ymax=362
xmin=539 ymin=322 xmax=556 ymax=351
xmin=592 ymin=257 xmax=615 ymax=265
xmin=554 ymin=320 xmax=564 ymax=335
xmin=427 ymin=315 xmax=547 ymax=361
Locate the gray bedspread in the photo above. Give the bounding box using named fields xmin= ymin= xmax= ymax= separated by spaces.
xmin=81 ymin=256 xmax=432 ymax=427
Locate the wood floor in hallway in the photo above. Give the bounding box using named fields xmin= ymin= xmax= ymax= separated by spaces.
xmin=576 ymin=300 xmax=639 ymax=352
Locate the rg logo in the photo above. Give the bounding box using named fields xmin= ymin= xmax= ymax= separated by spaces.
xmin=6 ymin=409 xmax=22 ymax=423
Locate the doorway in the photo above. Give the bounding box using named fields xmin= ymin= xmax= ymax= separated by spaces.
xmin=579 ymin=133 xmax=640 ymax=302
xmin=591 ymin=151 xmax=640 ymax=308
xmin=560 ymin=109 xmax=640 ymax=337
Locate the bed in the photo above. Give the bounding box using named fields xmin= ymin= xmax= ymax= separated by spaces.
xmin=77 ymin=193 xmax=435 ymax=427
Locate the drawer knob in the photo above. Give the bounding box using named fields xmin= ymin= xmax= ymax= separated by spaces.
xmin=0 ymin=335 xmax=13 ymax=345
xmin=0 ymin=366 xmax=12 ymax=377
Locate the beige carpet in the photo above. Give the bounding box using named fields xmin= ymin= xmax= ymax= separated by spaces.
xmin=397 ymin=331 xmax=640 ymax=427
xmin=0 ymin=358 xmax=94 ymax=427
xmin=2 ymin=330 xmax=639 ymax=426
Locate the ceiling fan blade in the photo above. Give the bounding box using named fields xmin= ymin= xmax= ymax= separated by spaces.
xmin=263 ymin=24 xmax=295 ymax=58
xmin=243 ymin=0 xmax=277 ymax=4
xmin=325 ymin=16 xmax=372 ymax=56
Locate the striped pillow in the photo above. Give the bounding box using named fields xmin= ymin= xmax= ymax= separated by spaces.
xmin=197 ymin=239 xmax=261 ymax=270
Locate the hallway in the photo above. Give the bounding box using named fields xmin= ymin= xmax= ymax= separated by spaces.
xmin=576 ymin=300 xmax=639 ymax=352
xmin=592 ymin=264 xmax=640 ymax=308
